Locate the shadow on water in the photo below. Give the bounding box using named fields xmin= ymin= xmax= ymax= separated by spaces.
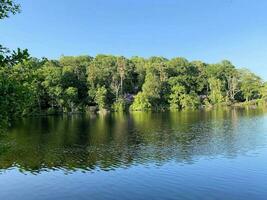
xmin=0 ymin=107 xmax=266 ymax=174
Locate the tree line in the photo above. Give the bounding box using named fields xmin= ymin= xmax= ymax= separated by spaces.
xmin=1 ymin=55 xmax=266 ymax=115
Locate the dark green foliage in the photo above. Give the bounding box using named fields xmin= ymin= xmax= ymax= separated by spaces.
xmin=0 ymin=0 xmax=20 ymax=19
xmin=1 ymin=55 xmax=265 ymax=121
xmin=261 ymin=83 xmax=267 ymax=99
xmin=130 ymin=92 xmax=151 ymax=111
xmin=239 ymin=69 xmax=262 ymax=102
xmin=0 ymin=1 xmax=29 ymax=67
xmin=112 ymin=97 xmax=128 ymax=112
xmin=95 ymin=86 xmax=107 ymax=110
xmin=2 ymin=51 xmax=266 ymax=115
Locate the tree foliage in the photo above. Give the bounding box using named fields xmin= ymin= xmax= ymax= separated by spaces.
xmin=208 ymin=78 xmax=224 ymax=104
xmin=239 ymin=69 xmax=262 ymax=102
xmin=1 ymin=52 xmax=266 ymax=117
xmin=1 ymin=54 xmax=266 ymax=122
xmin=0 ymin=0 xmax=29 ymax=67
xmin=130 ymin=92 xmax=151 ymax=111
xmin=261 ymin=83 xmax=267 ymax=100
xmin=0 ymin=0 xmax=20 ymax=19
xmin=95 ymin=86 xmax=107 ymax=111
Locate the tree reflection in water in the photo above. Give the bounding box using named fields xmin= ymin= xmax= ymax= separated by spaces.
xmin=0 ymin=107 xmax=266 ymax=174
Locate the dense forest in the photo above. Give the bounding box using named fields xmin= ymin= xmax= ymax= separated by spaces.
xmin=1 ymin=55 xmax=266 ymax=113
xmin=1 ymin=0 xmax=267 ymax=128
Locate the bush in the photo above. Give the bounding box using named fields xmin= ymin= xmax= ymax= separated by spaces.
xmin=112 ymin=98 xmax=127 ymax=112
xmin=95 ymin=86 xmax=107 ymax=110
xmin=180 ymin=92 xmax=200 ymax=109
xmin=130 ymin=92 xmax=151 ymax=111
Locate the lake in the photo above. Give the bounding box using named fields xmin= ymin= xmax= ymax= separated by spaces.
xmin=0 ymin=107 xmax=267 ymax=200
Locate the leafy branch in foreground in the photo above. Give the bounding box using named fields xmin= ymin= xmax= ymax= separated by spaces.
xmin=0 ymin=0 xmax=20 ymax=19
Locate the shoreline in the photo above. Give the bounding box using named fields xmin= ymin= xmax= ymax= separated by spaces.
xmin=26 ymin=100 xmax=267 ymax=117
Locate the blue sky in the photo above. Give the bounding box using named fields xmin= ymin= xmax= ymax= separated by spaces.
xmin=1 ymin=0 xmax=266 ymax=79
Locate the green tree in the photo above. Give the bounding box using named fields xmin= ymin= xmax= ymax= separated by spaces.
xmin=0 ymin=64 xmax=35 ymax=124
xmin=208 ymin=78 xmax=224 ymax=104
xmin=169 ymin=84 xmax=200 ymax=110
xmin=167 ymin=57 xmax=205 ymax=95
xmin=130 ymin=56 xmax=147 ymax=92
xmin=261 ymin=83 xmax=267 ymax=99
xmin=117 ymin=56 xmax=126 ymax=96
xmin=179 ymin=92 xmax=200 ymax=109
xmin=169 ymin=84 xmax=186 ymax=110
xmin=0 ymin=0 xmax=20 ymax=19
xmin=0 ymin=0 xmax=29 ymax=67
xmin=0 ymin=1 xmax=32 ymax=130
xmin=190 ymin=61 xmax=208 ymax=94
xmin=87 ymin=55 xmax=116 ymax=104
xmin=38 ymin=61 xmax=63 ymax=110
xmin=239 ymin=69 xmax=262 ymax=102
xmin=206 ymin=60 xmax=237 ymax=98
xmin=95 ymin=86 xmax=107 ymax=110
xmin=112 ymin=97 xmax=127 ymax=112
xmin=142 ymin=73 xmax=161 ymax=99
xmin=59 ymin=56 xmax=90 ymax=106
xmin=130 ymin=92 xmax=151 ymax=111
xmin=64 ymin=87 xmax=78 ymax=113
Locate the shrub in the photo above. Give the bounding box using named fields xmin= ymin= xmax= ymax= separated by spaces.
xmin=130 ymin=92 xmax=151 ymax=111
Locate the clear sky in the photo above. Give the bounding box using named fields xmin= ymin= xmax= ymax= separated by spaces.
xmin=1 ymin=0 xmax=266 ymax=79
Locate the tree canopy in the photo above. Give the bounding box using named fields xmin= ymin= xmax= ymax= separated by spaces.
xmin=1 ymin=55 xmax=265 ymax=118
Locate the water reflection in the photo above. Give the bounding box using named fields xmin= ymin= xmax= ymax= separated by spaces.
xmin=0 ymin=107 xmax=266 ymax=174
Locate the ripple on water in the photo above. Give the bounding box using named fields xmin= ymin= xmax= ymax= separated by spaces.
xmin=0 ymin=109 xmax=267 ymax=200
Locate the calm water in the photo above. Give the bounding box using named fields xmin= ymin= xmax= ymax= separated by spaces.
xmin=1 ymin=108 xmax=267 ymax=200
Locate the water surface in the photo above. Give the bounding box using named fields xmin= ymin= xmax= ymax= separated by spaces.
xmin=1 ymin=108 xmax=267 ymax=200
